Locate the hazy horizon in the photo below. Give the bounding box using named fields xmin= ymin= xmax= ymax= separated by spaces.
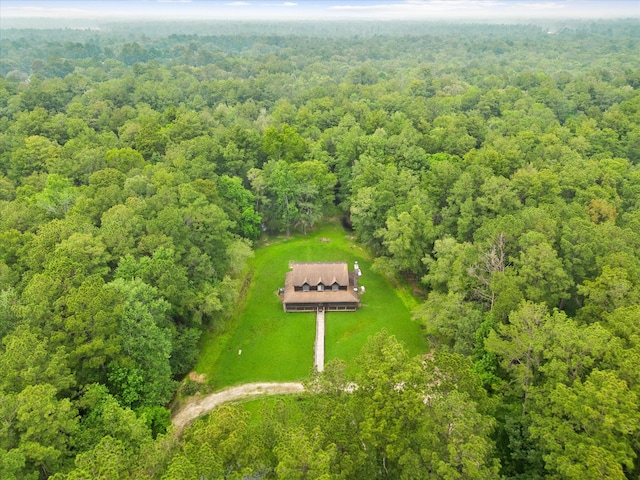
xmin=1 ymin=0 xmax=639 ymax=23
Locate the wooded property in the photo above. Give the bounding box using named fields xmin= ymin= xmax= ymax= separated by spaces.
xmin=1 ymin=7 xmax=639 ymax=479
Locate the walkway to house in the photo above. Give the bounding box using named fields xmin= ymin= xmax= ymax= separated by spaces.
xmin=172 ymin=308 xmax=334 ymax=432
xmin=315 ymin=307 xmax=325 ymax=372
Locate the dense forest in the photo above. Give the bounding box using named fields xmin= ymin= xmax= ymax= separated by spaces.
xmin=1 ymin=19 xmax=639 ymax=479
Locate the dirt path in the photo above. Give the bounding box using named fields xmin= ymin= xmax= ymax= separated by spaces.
xmin=172 ymin=382 xmax=305 ymax=432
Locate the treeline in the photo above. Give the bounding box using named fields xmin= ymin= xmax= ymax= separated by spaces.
xmin=162 ymin=334 xmax=501 ymax=479
xmin=0 ymin=20 xmax=639 ymax=479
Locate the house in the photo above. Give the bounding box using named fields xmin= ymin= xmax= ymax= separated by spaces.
xmin=282 ymin=261 xmax=360 ymax=312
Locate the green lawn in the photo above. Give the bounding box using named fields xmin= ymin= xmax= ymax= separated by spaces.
xmin=195 ymin=222 xmax=428 ymax=388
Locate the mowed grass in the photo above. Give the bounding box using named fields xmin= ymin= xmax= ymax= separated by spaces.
xmin=195 ymin=222 xmax=428 ymax=388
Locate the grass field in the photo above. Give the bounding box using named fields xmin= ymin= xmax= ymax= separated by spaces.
xmin=195 ymin=222 xmax=428 ymax=388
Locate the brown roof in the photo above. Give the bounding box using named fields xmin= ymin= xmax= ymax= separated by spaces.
xmin=283 ymin=262 xmax=359 ymax=305
xmin=289 ymin=262 xmax=349 ymax=287
xmin=283 ymin=289 xmax=359 ymax=305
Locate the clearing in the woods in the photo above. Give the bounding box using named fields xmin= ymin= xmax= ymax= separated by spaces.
xmin=195 ymin=222 xmax=427 ymax=388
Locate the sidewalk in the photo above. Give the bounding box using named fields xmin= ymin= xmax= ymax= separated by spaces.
xmin=315 ymin=308 xmax=325 ymax=372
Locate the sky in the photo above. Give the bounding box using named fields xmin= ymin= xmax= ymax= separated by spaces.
xmin=1 ymin=0 xmax=638 ymax=21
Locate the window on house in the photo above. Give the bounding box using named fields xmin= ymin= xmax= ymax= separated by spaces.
xmin=303 ymin=283 xmax=310 ymax=292
xmin=332 ymin=283 xmax=339 ymax=291
xmin=317 ymin=283 xmax=324 ymax=292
